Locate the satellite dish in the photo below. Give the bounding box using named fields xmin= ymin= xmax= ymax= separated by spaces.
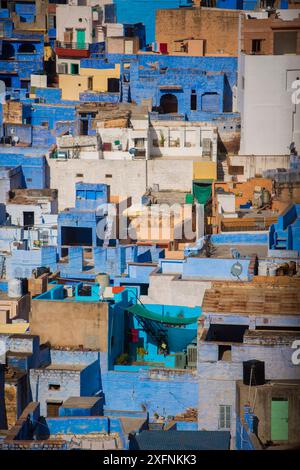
xmin=129 ymin=147 xmax=137 ymax=155
xmin=231 ymin=261 xmax=243 ymax=279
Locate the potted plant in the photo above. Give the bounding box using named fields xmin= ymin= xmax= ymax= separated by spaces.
xmin=136 ymin=347 xmax=147 ymax=362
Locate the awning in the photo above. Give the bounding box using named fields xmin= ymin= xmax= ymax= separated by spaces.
xmin=127 ymin=304 xmax=199 ymax=325
xmin=193 ymin=181 xmax=212 ymax=205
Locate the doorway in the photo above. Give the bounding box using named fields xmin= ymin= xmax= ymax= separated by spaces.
xmin=271 ymin=398 xmax=288 ymax=441
xmin=160 ymin=94 xmax=178 ymax=114
xmin=76 ymin=29 xmax=86 ymax=48
xmin=23 ymin=211 xmax=35 ymax=229
xmin=47 ymin=401 xmax=63 ymax=417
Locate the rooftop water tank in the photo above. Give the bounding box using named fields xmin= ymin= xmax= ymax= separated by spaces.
xmin=8 ymin=278 xmax=22 ymax=298
xmin=96 ymin=273 xmax=110 ymax=289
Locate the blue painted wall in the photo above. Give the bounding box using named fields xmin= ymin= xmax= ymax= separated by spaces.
xmin=81 ymin=53 xmax=238 ymax=121
xmin=102 ymin=369 xmax=197 ymax=418
xmin=6 ymin=246 xmax=57 ymax=279
xmin=0 ymin=152 xmax=47 ymax=188
xmin=269 ymin=204 xmax=300 ymax=254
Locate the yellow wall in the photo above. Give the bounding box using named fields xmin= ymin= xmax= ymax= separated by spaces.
xmin=59 ymin=74 xmax=92 ymax=100
xmin=80 ymin=64 xmax=121 ymax=92
xmin=193 ymin=161 xmax=217 ymax=180
xmin=0 ymin=323 xmax=29 ymax=334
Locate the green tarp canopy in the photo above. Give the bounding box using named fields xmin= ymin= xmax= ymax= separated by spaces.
xmin=127 ymin=304 xmax=199 ymax=325
xmin=193 ymin=181 xmax=212 ymax=205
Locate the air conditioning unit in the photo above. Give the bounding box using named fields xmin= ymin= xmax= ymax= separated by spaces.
xmin=57 ymin=150 xmax=69 ymax=159
xmin=187 ymin=344 xmax=197 ymax=369
xmin=174 ymin=352 xmax=187 ymax=369
xmin=202 ymin=138 xmax=212 ymax=157
xmin=57 ymin=63 xmax=68 ymax=74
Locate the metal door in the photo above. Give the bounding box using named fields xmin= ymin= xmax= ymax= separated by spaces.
xmin=271 ymin=398 xmax=288 ymax=441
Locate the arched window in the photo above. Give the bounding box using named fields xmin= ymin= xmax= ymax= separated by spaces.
xmin=160 ymin=94 xmax=178 ymax=114
xmin=1 ymin=43 xmax=15 ymax=59
xmin=18 ymin=43 xmax=36 ymax=54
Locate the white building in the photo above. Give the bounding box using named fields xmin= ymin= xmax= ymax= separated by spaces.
xmin=238 ymin=54 xmax=300 ymax=156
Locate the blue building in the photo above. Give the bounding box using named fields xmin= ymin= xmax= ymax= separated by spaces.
xmin=81 ymin=53 xmax=238 ymax=122
xmin=57 ymin=182 xmax=111 ymax=258
xmin=31 ymin=285 xmax=200 ymax=419
xmin=0 ymin=149 xmax=48 ymax=189
xmin=269 ymin=204 xmax=300 ymax=255
xmin=0 ymin=21 xmax=44 ymax=90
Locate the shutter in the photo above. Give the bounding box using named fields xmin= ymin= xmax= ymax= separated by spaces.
xmin=201 ymin=93 xmax=219 ymax=112
xmin=58 ymin=63 xmax=68 ymax=74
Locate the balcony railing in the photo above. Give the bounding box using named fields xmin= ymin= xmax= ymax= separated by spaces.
xmin=55 ymin=41 xmax=89 ymax=51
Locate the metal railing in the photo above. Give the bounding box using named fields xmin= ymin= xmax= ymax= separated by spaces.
xmin=55 ymin=41 xmax=89 ymax=51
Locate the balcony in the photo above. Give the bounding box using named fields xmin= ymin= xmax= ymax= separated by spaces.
xmin=54 ymin=41 xmax=90 ymax=59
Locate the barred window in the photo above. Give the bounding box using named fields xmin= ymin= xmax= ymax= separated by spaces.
xmin=219 ymin=405 xmax=231 ymax=430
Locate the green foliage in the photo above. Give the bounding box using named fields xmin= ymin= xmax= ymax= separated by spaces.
xmin=116 ymin=353 xmax=129 ymax=365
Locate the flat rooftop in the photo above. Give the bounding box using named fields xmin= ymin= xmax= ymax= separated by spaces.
xmin=132 ymin=430 xmax=230 ymax=450
xmin=197 ymin=244 xmax=268 ymax=259
xmin=8 ymin=189 xmax=57 ymax=204
xmin=43 ymin=363 xmax=86 ymax=372
xmin=202 ymin=287 xmax=300 ymax=316
xmin=61 ymin=397 xmax=101 ymax=409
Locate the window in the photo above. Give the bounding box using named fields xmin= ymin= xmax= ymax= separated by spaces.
xmin=274 ymin=32 xmax=297 ymax=55
xmin=48 ymin=384 xmax=60 ymax=391
xmin=252 ymin=39 xmax=262 ymax=54
xmin=70 ymin=63 xmax=79 ymax=75
xmin=219 ymin=405 xmax=231 ymax=430
xmin=23 ymin=211 xmax=34 ymax=228
xmin=191 ymin=93 xmax=197 ymax=111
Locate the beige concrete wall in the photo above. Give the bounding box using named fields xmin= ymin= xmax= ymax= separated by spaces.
xmin=143 ymin=273 xmax=211 ymax=307
xmin=48 ymin=158 xmax=194 ymax=210
xmin=80 ymin=64 xmax=120 ymax=92
xmin=30 ymin=300 xmax=109 ymax=350
xmin=156 ymin=7 xmax=240 ymax=56
xmin=59 ymin=74 xmax=92 ymax=100
xmin=228 ymin=155 xmax=291 ymax=181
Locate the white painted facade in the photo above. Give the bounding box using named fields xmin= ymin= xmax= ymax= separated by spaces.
xmin=47 ymin=158 xmax=195 ymax=210
xmin=56 ymin=5 xmax=101 ymax=45
xmin=238 ymin=54 xmax=300 ymax=155
xmin=6 ymin=199 xmax=57 ymax=227
xmin=228 ymin=155 xmax=290 ymax=182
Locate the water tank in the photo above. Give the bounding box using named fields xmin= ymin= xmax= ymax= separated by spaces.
xmin=258 ymin=263 xmax=268 ymax=276
xmin=243 ymin=360 xmax=265 ymax=386
xmin=262 ymin=189 xmax=271 ymax=206
xmin=8 ymin=278 xmax=23 ymax=298
xmin=96 ymin=273 xmax=110 ymax=289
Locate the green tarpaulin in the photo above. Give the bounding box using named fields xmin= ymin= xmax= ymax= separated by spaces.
xmin=193 ymin=182 xmax=212 ymax=205
xmin=127 ymin=304 xmax=199 ymax=325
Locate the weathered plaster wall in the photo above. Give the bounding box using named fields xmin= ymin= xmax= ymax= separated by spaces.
xmin=30 ymin=300 xmax=109 ymax=350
